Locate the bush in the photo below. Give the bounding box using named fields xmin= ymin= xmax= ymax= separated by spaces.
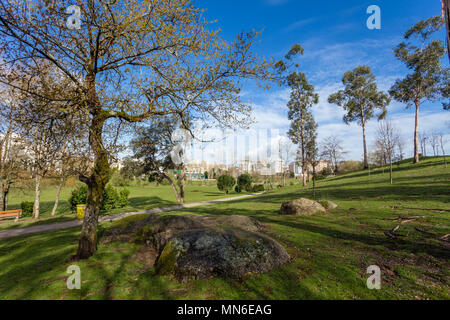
xmin=101 ymin=185 xmax=120 ymax=210
xmin=111 ymin=171 xmax=132 ymax=187
xmin=320 ymin=167 xmax=333 ymax=177
xmin=235 ymin=185 xmax=242 ymax=193
xmin=313 ymin=174 xmax=326 ymax=181
xmin=118 ymin=189 xmax=130 ymax=208
xmin=69 ymin=185 xmax=88 ymax=211
xmin=237 ymin=174 xmax=253 ymax=192
xmin=217 ymin=175 xmax=236 ymax=194
xmin=68 ymin=184 xmax=130 ymax=212
xmin=21 ymin=201 xmax=34 ymax=217
xmin=339 ymin=161 xmax=364 ymax=174
xmin=252 ymin=184 xmax=265 ymax=193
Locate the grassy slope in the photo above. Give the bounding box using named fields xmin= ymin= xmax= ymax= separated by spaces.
xmin=0 ymin=182 xmax=234 ymax=230
xmin=0 ymin=157 xmax=448 ymax=300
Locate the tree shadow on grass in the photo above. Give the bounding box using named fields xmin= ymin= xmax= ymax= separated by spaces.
xmin=175 ymin=202 xmax=450 ymax=262
xmin=328 ymin=159 xmax=446 ymax=183
xmin=0 ymin=227 xmax=176 ymax=300
xmin=0 ymin=228 xmax=80 ymax=299
xmin=126 ymin=196 xmax=176 ymax=209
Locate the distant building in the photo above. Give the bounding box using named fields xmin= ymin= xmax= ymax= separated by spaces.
xmin=309 ymin=160 xmax=329 ymax=173
xmin=185 ymin=161 xmax=228 ymax=179
xmin=289 ymin=160 xmax=329 ymax=177
xmin=289 ymin=162 xmax=302 ymax=176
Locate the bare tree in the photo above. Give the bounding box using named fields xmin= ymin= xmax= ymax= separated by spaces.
xmin=278 ymin=137 xmax=295 ymax=186
xmin=320 ymin=136 xmax=347 ymax=174
xmin=429 ymin=131 xmax=440 ymax=156
xmin=377 ymin=120 xmax=400 ymax=184
xmin=0 ymin=93 xmax=25 ymax=211
xmin=438 ymin=132 xmax=448 ymax=167
xmin=396 ymin=136 xmax=406 ymax=161
xmin=50 ymin=138 xmax=88 ymax=217
xmin=419 ymin=132 xmax=428 ymax=157
xmin=12 ymin=66 xmax=81 ymax=220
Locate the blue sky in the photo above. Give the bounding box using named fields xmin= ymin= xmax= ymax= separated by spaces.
xmin=192 ymin=0 xmax=450 ymax=162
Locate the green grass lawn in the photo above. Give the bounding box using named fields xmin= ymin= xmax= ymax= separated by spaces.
xmin=0 ymin=182 xmax=238 ymax=231
xmin=0 ymin=157 xmax=448 ymax=300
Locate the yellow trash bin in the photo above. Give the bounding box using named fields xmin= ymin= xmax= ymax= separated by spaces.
xmin=76 ymin=205 xmax=86 ymax=219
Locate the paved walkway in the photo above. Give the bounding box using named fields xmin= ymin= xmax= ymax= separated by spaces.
xmin=0 ymin=193 xmax=263 ymax=240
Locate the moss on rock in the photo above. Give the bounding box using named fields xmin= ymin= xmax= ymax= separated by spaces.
xmin=155 ymin=228 xmax=290 ymax=280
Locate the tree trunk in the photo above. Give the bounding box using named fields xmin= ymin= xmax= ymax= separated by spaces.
xmin=163 ymin=173 xmax=181 ymax=203
xmin=333 ymin=154 xmax=338 ymax=174
xmin=444 ymin=0 xmax=450 ymax=63
xmin=33 ymin=173 xmax=42 ymax=219
xmin=362 ymin=120 xmax=369 ymax=170
xmin=75 ymin=110 xmax=110 ymax=260
xmin=389 ymin=152 xmax=393 ymax=185
xmin=312 ymin=164 xmax=316 ymax=199
xmin=302 ymin=167 xmax=307 ymax=186
xmin=0 ymin=183 xmax=4 ymax=212
xmin=0 ymin=181 xmax=10 ymax=212
xmin=441 ymin=137 xmax=448 ymax=168
xmin=179 ymin=168 xmax=185 ymax=204
xmin=300 ymin=110 xmax=307 ymax=187
xmin=3 ymin=184 xmax=9 ymax=211
xmin=414 ymin=100 xmax=420 ymax=164
xmin=51 ymin=177 xmax=64 ymax=217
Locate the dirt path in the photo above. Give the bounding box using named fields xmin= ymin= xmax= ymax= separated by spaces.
xmin=0 ymin=193 xmax=263 ymax=240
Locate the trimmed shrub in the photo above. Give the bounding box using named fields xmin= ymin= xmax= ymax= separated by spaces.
xmin=21 ymin=201 xmax=34 ymax=217
xmin=237 ymin=174 xmax=253 ymax=192
xmin=217 ymin=175 xmax=236 ymax=194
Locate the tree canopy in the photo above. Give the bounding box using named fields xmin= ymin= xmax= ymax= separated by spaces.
xmin=328 ymin=65 xmax=390 ymax=169
xmin=389 ymin=16 xmax=447 ymax=163
xmin=0 ymin=0 xmax=272 ymax=259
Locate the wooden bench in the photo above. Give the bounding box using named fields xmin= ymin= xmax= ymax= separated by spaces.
xmin=0 ymin=210 xmax=22 ymax=222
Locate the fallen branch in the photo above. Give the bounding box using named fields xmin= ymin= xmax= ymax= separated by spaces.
xmin=384 ymin=219 xmax=416 ymax=239
xmin=383 ymin=216 xmax=424 ymax=221
xmin=385 ymin=230 xmax=398 ymax=239
xmin=397 ymin=207 xmax=450 ymax=213
xmin=415 ymin=227 xmax=436 ymax=236
xmin=414 ymin=229 xmax=450 ymax=243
